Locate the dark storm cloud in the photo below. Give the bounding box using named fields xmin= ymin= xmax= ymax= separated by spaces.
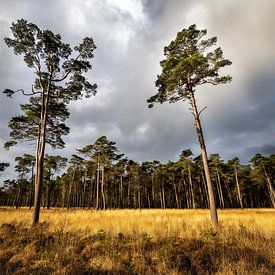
xmin=1 ymin=0 xmax=275 ymax=181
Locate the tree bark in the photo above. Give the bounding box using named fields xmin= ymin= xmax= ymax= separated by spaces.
xmin=188 ymin=164 xmax=196 ymax=209
xmin=234 ymin=166 xmax=243 ymax=209
xmin=172 ymin=179 xmax=180 ymax=209
xmin=96 ymin=159 xmax=100 ymax=210
xmin=262 ymin=165 xmax=275 ymax=208
xmin=101 ymin=164 xmax=106 ymax=210
xmin=32 ymin=67 xmax=53 ymax=225
xmin=32 ymin=91 xmax=49 ymax=225
xmin=216 ymin=168 xmax=225 ymax=209
xmin=189 ymin=91 xmax=218 ymax=226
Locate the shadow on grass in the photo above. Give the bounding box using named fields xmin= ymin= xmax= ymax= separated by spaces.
xmin=0 ymin=223 xmax=274 ymax=274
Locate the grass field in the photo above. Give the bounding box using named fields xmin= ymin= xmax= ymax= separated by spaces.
xmin=0 ymin=208 xmax=274 ymax=274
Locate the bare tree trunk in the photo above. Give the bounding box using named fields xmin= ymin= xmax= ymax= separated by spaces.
xmin=152 ymin=176 xmax=155 ymax=208
xmin=183 ymin=178 xmax=190 ymax=209
xmin=262 ymin=165 xmax=275 ymax=208
xmin=201 ymin=169 xmax=209 ymax=208
xmin=172 ymin=179 xmax=180 ymax=209
xmin=96 ymin=160 xmax=100 ymax=210
xmin=189 ymin=91 xmax=218 ymax=226
xmin=159 ymin=191 xmax=163 ymax=209
xmin=67 ymin=169 xmax=76 ymax=208
xmin=234 ymin=166 xmax=243 ymax=209
xmin=216 ymin=169 xmax=225 ymax=209
xmin=46 ymin=181 xmax=51 ymax=209
xmin=162 ymin=182 xmax=166 ymax=209
xmin=101 ymin=164 xmax=106 ymax=210
xmin=188 ymin=164 xmax=196 ymax=209
xmin=29 ymin=162 xmax=35 ymax=209
xmin=128 ymin=181 xmax=131 ymax=208
xmin=82 ymin=169 xmax=87 ymax=209
xmin=147 ymin=193 xmax=151 ymax=208
xmin=119 ymin=175 xmax=123 ymax=208
xmin=138 ymin=185 xmax=141 ymax=211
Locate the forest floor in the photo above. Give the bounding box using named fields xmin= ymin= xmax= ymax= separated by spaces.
xmin=0 ymin=208 xmax=274 ymax=274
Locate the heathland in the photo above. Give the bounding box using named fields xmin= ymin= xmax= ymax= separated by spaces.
xmin=0 ymin=208 xmax=274 ymax=274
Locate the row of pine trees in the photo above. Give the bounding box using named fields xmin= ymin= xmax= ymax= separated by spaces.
xmin=1 ymin=136 xmax=275 ymax=210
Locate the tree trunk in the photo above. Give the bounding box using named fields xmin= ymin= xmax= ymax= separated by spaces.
xmin=46 ymin=181 xmax=51 ymax=209
xmin=151 ymin=176 xmax=155 ymax=208
xmin=188 ymin=164 xmax=196 ymax=209
xmin=32 ymin=74 xmax=52 ymax=226
xmin=234 ymin=166 xmax=243 ymax=209
xmin=172 ymin=179 xmax=180 ymax=209
xmin=101 ymin=164 xmax=106 ymax=210
xmin=29 ymin=162 xmax=34 ymax=209
xmin=159 ymin=191 xmax=163 ymax=209
xmin=201 ymin=169 xmax=209 ymax=208
xmin=189 ymin=91 xmax=218 ymax=226
xmin=32 ymin=120 xmax=46 ymax=224
xmin=96 ymin=160 xmax=100 ymax=210
xmin=82 ymin=169 xmax=87 ymax=209
xmin=262 ymin=165 xmax=275 ymax=208
xmin=161 ymin=182 xmax=166 ymax=209
xmin=138 ymin=185 xmax=141 ymax=211
xmin=216 ymin=168 xmax=225 ymax=209
xmin=119 ymin=175 xmax=123 ymax=208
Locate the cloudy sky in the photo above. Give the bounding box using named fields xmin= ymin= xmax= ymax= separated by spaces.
xmin=1 ymin=0 xmax=275 ymax=179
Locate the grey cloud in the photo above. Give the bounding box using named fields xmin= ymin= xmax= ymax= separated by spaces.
xmin=1 ymin=0 xmax=275 ymax=181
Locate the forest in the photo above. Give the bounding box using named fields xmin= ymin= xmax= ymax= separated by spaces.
xmin=1 ymin=139 xmax=275 ymax=211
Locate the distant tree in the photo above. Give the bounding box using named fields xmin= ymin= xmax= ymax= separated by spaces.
xmin=43 ymin=155 xmax=67 ymax=209
xmin=3 ymin=19 xmax=97 ymax=225
xmin=14 ymin=154 xmax=35 ymax=208
xmin=78 ymin=136 xmax=123 ymax=210
xmin=227 ymin=157 xmax=244 ymax=209
xmin=209 ymin=154 xmax=225 ymax=209
xmin=179 ymin=150 xmax=196 ymax=209
xmin=250 ymin=154 xmax=275 ymax=208
xmin=147 ymin=24 xmax=232 ymax=226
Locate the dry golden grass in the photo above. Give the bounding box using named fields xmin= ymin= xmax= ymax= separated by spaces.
xmin=0 ymin=208 xmax=274 ymax=238
xmin=0 ymin=208 xmax=274 ymax=274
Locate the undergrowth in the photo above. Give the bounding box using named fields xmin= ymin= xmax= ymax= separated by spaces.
xmin=0 ymin=221 xmax=274 ymax=274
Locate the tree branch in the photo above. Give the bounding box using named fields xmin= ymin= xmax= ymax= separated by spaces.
xmin=198 ymin=106 xmax=207 ymax=117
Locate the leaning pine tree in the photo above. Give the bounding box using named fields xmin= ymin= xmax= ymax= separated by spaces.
xmin=3 ymin=19 xmax=97 ymax=225
xmin=147 ymin=24 xmax=232 ymax=226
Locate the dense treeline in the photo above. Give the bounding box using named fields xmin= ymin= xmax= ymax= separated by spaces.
xmin=1 ymin=136 xmax=274 ymax=209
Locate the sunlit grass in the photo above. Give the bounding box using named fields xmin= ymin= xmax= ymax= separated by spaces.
xmin=0 ymin=208 xmax=274 ymax=274
xmin=0 ymin=208 xmax=274 ymax=238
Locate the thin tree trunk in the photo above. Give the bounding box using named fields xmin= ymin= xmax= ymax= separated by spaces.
xmin=96 ymin=160 xmax=100 ymax=210
xmin=188 ymin=164 xmax=196 ymax=209
xmin=162 ymin=182 xmax=166 ymax=209
xmin=101 ymin=164 xmax=106 ymax=210
xmin=216 ymin=168 xmax=225 ymax=209
xmin=119 ymin=175 xmax=123 ymax=208
xmin=234 ymin=166 xmax=243 ymax=209
xmin=82 ymin=169 xmax=87 ymax=209
xmin=201 ymin=169 xmax=209 ymax=208
xmin=262 ymin=165 xmax=275 ymax=208
xmin=189 ymin=91 xmax=218 ymax=226
xmin=159 ymin=191 xmax=163 ymax=209
xmin=152 ymin=176 xmax=155 ymax=208
xmin=46 ymin=181 xmax=51 ymax=209
xmin=128 ymin=181 xmax=131 ymax=208
xmin=172 ymin=179 xmax=180 ymax=209
xmin=29 ymin=161 xmax=34 ymax=209
xmin=138 ymin=185 xmax=141 ymax=211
